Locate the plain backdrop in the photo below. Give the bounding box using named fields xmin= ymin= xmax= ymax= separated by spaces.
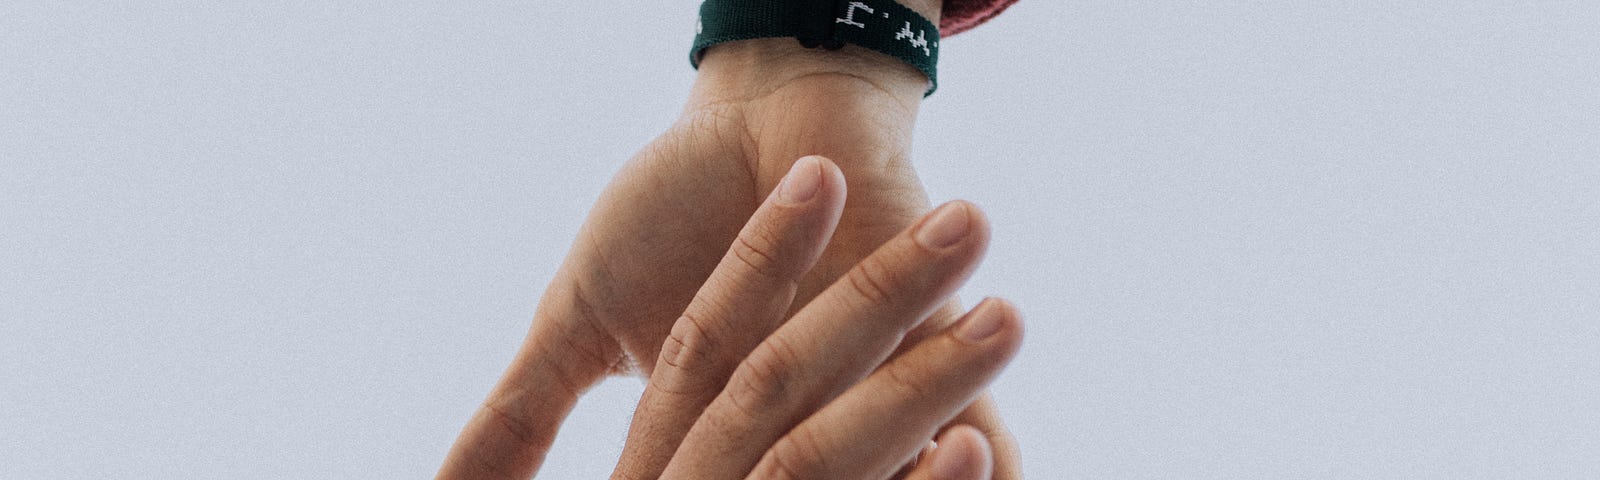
xmin=3 ymin=1 xmax=1598 ymax=478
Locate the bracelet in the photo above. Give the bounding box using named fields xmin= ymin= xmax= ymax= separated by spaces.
xmin=691 ymin=0 xmax=943 ymax=96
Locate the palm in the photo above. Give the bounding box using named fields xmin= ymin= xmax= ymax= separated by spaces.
xmin=557 ymin=76 xmax=936 ymax=373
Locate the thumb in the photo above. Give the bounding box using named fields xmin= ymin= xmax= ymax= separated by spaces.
xmin=437 ymin=271 xmax=620 ymax=479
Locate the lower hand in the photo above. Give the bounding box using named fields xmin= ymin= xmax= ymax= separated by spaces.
xmin=439 ymin=40 xmax=1021 ymax=479
xmin=441 ymin=156 xmax=1024 ymax=479
xmin=621 ymin=156 xmax=1024 ymax=479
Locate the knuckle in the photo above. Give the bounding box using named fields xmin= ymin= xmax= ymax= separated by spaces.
xmin=722 ymin=368 xmax=777 ymax=422
xmin=660 ymin=313 xmax=713 ymax=369
xmin=760 ymin=428 xmax=829 ymax=479
xmin=845 ymin=254 xmax=900 ymax=304
xmin=728 ymin=227 xmax=787 ymax=281
xmin=880 ymin=364 xmax=935 ymax=401
xmin=751 ymin=334 xmax=804 ymax=386
xmin=655 ymin=313 xmax=722 ymax=391
xmin=724 ymin=336 xmax=802 ymax=416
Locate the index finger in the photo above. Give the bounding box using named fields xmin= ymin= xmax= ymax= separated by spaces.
xmin=613 ymin=156 xmax=848 ymax=479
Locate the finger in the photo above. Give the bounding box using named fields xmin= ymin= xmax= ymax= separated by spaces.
xmin=612 ymin=156 xmax=848 ymax=480
xmin=664 ymin=200 xmax=991 ymax=479
xmin=946 ymin=395 xmax=1023 ymax=479
xmin=794 ymin=249 xmax=1027 ymax=480
xmin=903 ymin=426 xmax=995 ymax=480
xmin=438 ymin=278 xmax=623 ymax=479
xmin=888 ymin=438 xmax=940 ymax=480
xmin=747 ymin=298 xmax=1023 ymax=480
xmin=916 ymin=440 xmax=940 ymax=470
xmin=895 ymin=305 xmax=1025 ymax=480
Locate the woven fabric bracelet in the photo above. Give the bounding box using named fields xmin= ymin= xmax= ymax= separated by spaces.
xmin=691 ymin=0 xmax=943 ymax=96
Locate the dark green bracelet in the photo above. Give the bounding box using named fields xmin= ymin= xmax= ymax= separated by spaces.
xmin=691 ymin=0 xmax=942 ymax=96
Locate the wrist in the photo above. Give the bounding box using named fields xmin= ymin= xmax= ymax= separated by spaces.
xmin=687 ymin=0 xmax=943 ymax=109
xmin=689 ymin=39 xmax=920 ymax=107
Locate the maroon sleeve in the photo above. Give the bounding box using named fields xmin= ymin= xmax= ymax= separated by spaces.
xmin=941 ymin=0 xmax=1018 ymax=35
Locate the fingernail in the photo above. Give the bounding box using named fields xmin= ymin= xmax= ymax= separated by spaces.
xmin=955 ymin=298 xmax=1006 ymax=343
xmin=914 ymin=202 xmax=970 ymax=249
xmin=776 ymin=156 xmax=822 ymax=205
xmin=929 ymin=430 xmax=981 ymax=480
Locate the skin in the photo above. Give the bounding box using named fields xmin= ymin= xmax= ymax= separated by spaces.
xmin=438 ymin=2 xmax=1022 ymax=477
xmin=620 ymin=156 xmax=1023 ymax=479
xmin=439 ymin=155 xmax=1022 ymax=479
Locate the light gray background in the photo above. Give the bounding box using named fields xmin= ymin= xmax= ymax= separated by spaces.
xmin=3 ymin=1 xmax=1597 ymax=478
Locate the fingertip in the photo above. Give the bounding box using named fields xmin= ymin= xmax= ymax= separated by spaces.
xmin=947 ymin=199 xmax=991 ymax=244
xmin=775 ymin=156 xmax=825 ymax=205
xmin=798 ymin=154 xmax=831 ymax=165
xmin=929 ymin=425 xmax=994 ymax=480
xmin=988 ymin=297 xmax=1025 ymax=344
xmin=945 ymin=199 xmax=985 ymax=223
xmin=914 ymin=200 xmax=991 ymax=254
xmin=805 ymin=155 xmax=848 ymax=199
xmin=954 ymin=298 xmax=1025 ymax=356
xmin=797 ymin=154 xmax=834 ymax=172
xmin=787 ymin=155 xmax=847 ymax=210
xmin=992 ymin=298 xmax=1025 ymax=338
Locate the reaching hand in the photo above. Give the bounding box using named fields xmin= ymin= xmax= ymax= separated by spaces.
xmin=439 ymin=40 xmax=1020 ymax=479
xmin=626 ymin=156 xmax=1022 ymax=479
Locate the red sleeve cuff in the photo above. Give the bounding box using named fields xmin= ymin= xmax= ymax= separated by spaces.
xmin=941 ymin=0 xmax=1018 ymax=36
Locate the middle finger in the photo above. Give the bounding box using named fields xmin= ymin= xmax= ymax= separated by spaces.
xmin=662 ymin=200 xmax=991 ymax=478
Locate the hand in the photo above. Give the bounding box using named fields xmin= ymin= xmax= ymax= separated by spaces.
xmin=439 ymin=40 xmax=1020 ymax=479
xmin=623 ymin=156 xmax=1024 ymax=479
xmin=446 ymin=154 xmax=1023 ymax=478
